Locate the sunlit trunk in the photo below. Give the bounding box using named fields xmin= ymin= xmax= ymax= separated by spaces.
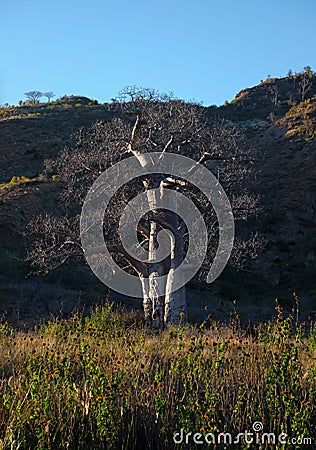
xmin=160 ymin=182 xmax=187 ymax=325
xmin=140 ymin=275 xmax=151 ymax=324
xmin=133 ymin=153 xmax=188 ymax=328
xmin=146 ymin=186 xmax=166 ymax=328
xmin=148 ymin=220 xmax=165 ymax=328
xmin=164 ymin=233 xmax=187 ymax=324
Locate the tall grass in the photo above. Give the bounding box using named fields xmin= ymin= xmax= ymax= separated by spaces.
xmin=0 ymin=302 xmax=315 ymax=449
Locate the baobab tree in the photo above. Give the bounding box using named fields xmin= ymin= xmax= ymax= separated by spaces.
xmin=269 ymin=83 xmax=279 ymax=108
xmin=24 ymin=90 xmax=43 ymax=104
xmin=299 ymin=72 xmax=312 ymax=101
xmin=28 ymin=87 xmax=260 ymax=327
xmin=43 ymin=91 xmax=55 ymax=102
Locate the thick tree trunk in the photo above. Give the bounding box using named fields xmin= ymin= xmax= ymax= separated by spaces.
xmin=140 ymin=275 xmax=152 ymax=324
xmin=143 ymin=222 xmax=186 ymax=327
xmin=164 ymin=233 xmax=187 ymax=324
xmin=161 ymin=182 xmax=187 ymax=325
xmin=131 ymin=151 xmax=188 ymax=327
xmin=148 ymin=220 xmax=165 ymax=328
xmin=144 ymin=184 xmax=166 ymax=327
xmin=164 ymin=283 xmax=187 ymax=324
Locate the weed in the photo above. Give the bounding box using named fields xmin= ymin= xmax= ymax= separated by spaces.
xmin=0 ymin=304 xmax=315 ymax=449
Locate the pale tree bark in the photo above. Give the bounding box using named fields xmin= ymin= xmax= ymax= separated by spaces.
xmin=128 ymin=132 xmax=187 ymax=327
xmin=138 ymin=170 xmax=188 ymax=327
xmin=160 ymin=181 xmax=187 ymax=324
xmin=164 ymin=233 xmax=187 ymax=324
xmin=148 ymin=219 xmax=165 ymax=328
xmin=139 ymin=275 xmax=151 ymax=321
xmin=130 ymin=151 xmax=167 ymax=327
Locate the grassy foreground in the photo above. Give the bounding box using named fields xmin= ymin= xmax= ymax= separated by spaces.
xmin=0 ymin=302 xmax=315 ymax=449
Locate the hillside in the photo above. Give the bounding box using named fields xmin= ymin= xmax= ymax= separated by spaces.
xmin=0 ymin=78 xmax=315 ymax=326
xmin=213 ymin=71 xmax=316 ymax=121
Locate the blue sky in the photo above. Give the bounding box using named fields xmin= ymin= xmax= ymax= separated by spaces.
xmin=1 ymin=0 xmax=316 ymax=106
